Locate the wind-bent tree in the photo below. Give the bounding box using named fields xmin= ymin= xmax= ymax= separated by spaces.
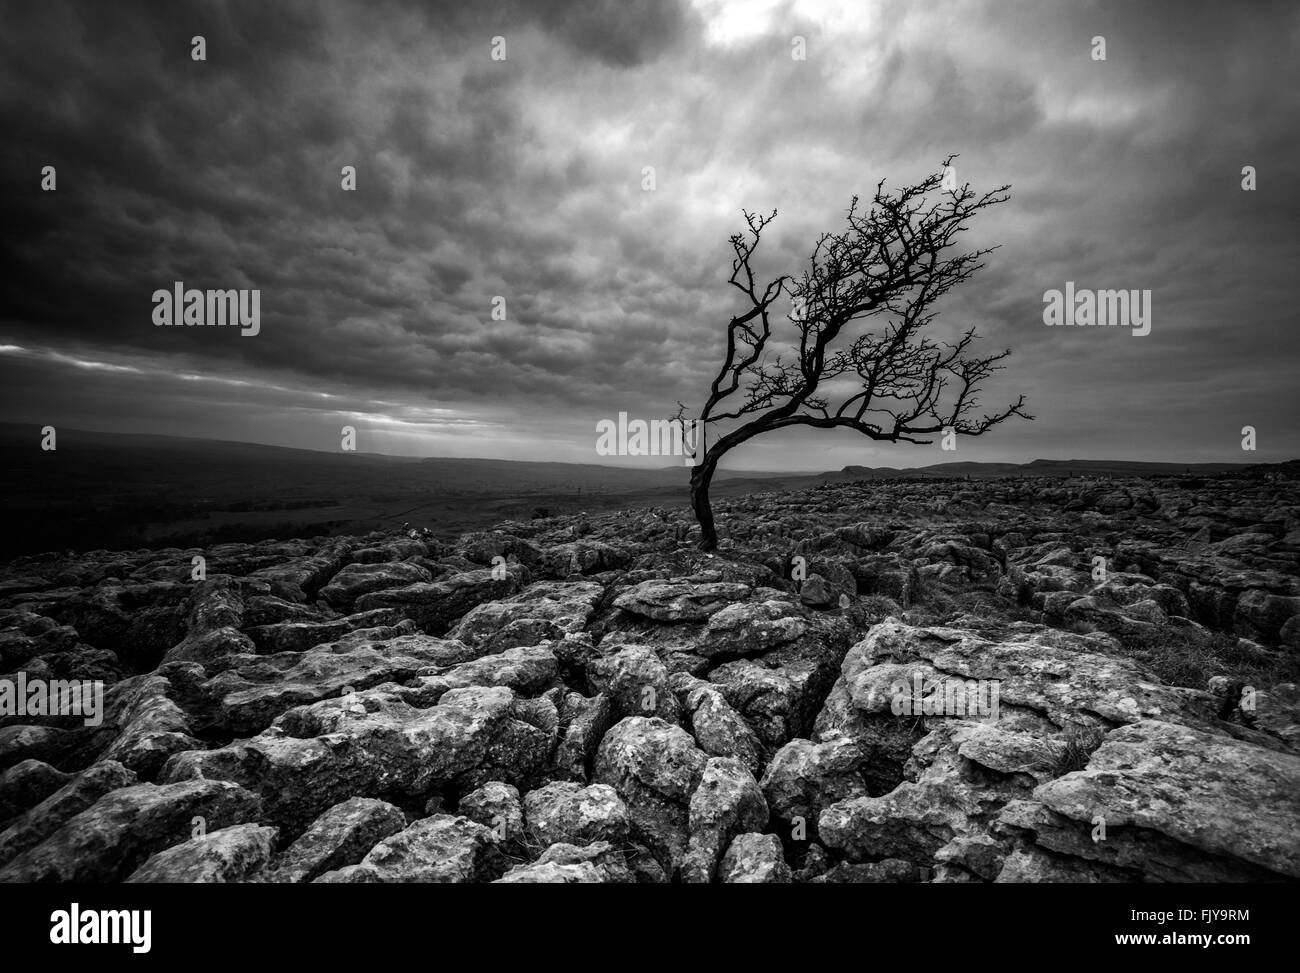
xmin=677 ymin=157 xmax=1031 ymax=551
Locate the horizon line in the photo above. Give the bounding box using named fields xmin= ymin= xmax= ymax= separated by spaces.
xmin=1 ymin=422 xmax=1286 ymax=475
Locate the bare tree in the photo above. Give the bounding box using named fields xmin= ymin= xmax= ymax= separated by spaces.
xmin=676 ymin=157 xmax=1032 ymax=551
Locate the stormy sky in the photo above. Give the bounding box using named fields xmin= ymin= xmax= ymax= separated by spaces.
xmin=1 ymin=0 xmax=1296 ymax=471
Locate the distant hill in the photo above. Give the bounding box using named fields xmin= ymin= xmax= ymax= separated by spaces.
xmin=0 ymin=424 xmax=780 ymax=495
xmin=0 ymin=424 xmax=1288 ymax=559
xmin=0 ymin=424 xmax=789 ymax=557
xmin=837 ymin=457 xmax=1256 ymax=479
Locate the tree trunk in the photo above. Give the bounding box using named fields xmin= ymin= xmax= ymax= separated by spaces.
xmin=689 ymin=459 xmax=719 ymax=551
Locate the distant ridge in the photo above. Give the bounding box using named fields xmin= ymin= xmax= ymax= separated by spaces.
xmin=0 ymin=424 xmax=1286 ymax=481
xmin=836 ymin=458 xmax=1261 ymax=479
xmin=0 ymin=423 xmax=1293 ymax=560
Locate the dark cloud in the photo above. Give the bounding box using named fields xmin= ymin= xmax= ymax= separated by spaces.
xmin=0 ymin=0 xmax=1296 ymax=468
xmin=538 ymin=0 xmax=694 ymax=67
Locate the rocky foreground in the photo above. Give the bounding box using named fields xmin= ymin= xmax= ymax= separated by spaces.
xmin=1 ymin=471 xmax=1298 ymax=883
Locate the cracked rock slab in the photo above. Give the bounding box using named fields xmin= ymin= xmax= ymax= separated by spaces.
xmin=0 ymin=778 xmax=262 ymax=883
xmin=127 ymin=823 xmax=279 ymax=883
xmin=314 ymin=814 xmax=504 ymax=883
xmin=612 ymin=581 xmax=751 ymax=622
xmin=1028 ymin=718 xmax=1300 ymax=879
xmin=269 ymin=797 xmax=407 ymax=883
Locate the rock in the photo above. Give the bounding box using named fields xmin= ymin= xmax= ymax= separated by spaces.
xmin=0 ymin=778 xmax=262 ymax=882
xmin=241 ymin=595 xmax=322 ymax=627
xmin=793 ymin=842 xmax=831 ymax=882
xmin=315 ymin=814 xmax=504 ymax=883
xmin=494 ymin=840 xmax=632 ymax=883
xmin=708 ymin=659 xmax=826 ymax=748
xmin=458 ymin=782 xmax=524 ymax=844
xmin=414 ymin=645 xmax=559 ymax=701
xmin=523 ymin=782 xmax=629 ymax=848
xmin=819 ymin=714 xmax=1066 ymax=861
xmin=0 ymin=611 xmax=79 ymax=671
xmin=1280 ymin=616 xmax=1300 ymax=650
xmin=13 ymin=644 xmax=121 ymax=687
xmin=0 ymin=725 xmax=86 ymax=773
xmin=350 ymin=538 xmax=428 ymax=564
xmin=849 ymin=555 xmax=917 ymax=602
xmin=243 ymin=609 xmax=405 ymax=655
xmin=718 ymin=832 xmax=790 ymax=883
xmin=0 ymin=759 xmax=71 ymax=821
xmin=837 ymin=620 xmax=1225 ymax=735
xmin=552 ymin=692 xmax=612 ymax=782
xmin=700 ymin=601 xmax=810 ymax=659
xmin=457 ymin=532 xmax=541 ymax=569
xmin=48 ymin=581 xmax=189 ymax=670
xmin=834 ymin=524 xmax=896 ymax=550
xmin=319 ymin=562 xmax=432 ymax=611
xmin=992 ymin=844 xmax=1132 ymax=883
xmin=99 ymin=675 xmax=201 ymax=778
xmin=1244 ymin=683 xmax=1300 ymax=750
xmin=672 ymin=674 xmax=764 ymax=777
xmin=1018 ymin=719 xmax=1300 ymax=880
xmin=354 ymin=568 xmax=527 ymax=634
xmin=760 ymin=737 xmax=867 ymax=834
xmin=269 ymin=797 xmax=407 ymax=883
xmin=594 ymin=716 xmax=707 ymax=876
xmin=613 ymin=581 xmax=751 ymax=622
xmin=933 ymin=833 xmax=1007 ymax=882
xmin=683 ymin=757 xmax=768 ymax=883
xmin=0 ymin=760 xmax=138 ymax=866
xmin=820 ymin=778 xmax=970 ymax=866
xmin=127 ymin=823 xmax=278 ymax=883
xmin=1235 ymin=590 xmax=1300 ymax=642
xmin=246 ymin=540 xmax=352 ymax=601
xmin=161 ymin=578 xmax=253 ymax=667
xmin=161 ymin=685 xmax=551 ymax=831
xmin=1062 ymin=596 xmax=1162 ymax=637
xmin=589 ymin=645 xmax=682 ymax=724
xmin=811 ymin=858 xmax=920 ymax=883
xmin=206 ymin=630 xmax=476 ymax=735
xmin=449 ymin=581 xmax=604 ymax=654
xmin=799 ymin=575 xmax=835 ymax=608
xmin=537 ymin=542 xmax=630 ymax=578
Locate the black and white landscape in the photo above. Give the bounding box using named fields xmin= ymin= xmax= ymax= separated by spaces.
xmin=1 ymin=0 xmax=1298 ymax=896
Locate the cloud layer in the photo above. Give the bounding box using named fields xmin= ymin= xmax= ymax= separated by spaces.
xmin=2 ymin=0 xmax=1296 ymax=469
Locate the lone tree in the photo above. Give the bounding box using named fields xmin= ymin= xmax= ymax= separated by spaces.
xmin=676 ymin=157 xmax=1031 ymax=551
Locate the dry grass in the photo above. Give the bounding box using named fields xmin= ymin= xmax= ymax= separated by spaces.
xmin=1052 ymin=725 xmax=1107 ymax=776
xmin=1115 ymin=624 xmax=1300 ymax=690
